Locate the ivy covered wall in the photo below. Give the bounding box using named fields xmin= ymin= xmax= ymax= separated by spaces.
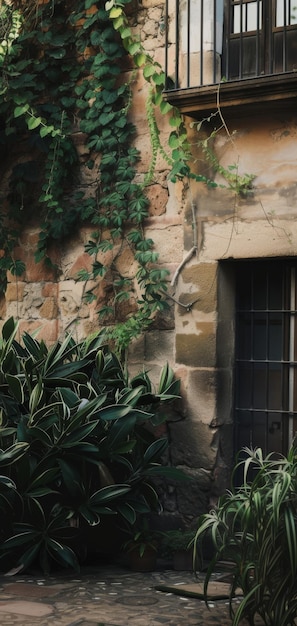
xmin=0 ymin=0 xmax=182 ymax=347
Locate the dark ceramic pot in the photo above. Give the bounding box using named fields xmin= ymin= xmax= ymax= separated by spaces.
xmin=127 ymin=547 xmax=157 ymax=572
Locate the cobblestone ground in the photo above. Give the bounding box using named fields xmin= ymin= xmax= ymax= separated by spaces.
xmin=0 ymin=565 xmax=261 ymax=626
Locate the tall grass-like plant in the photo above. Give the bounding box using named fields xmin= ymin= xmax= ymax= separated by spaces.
xmin=194 ymin=447 xmax=297 ymax=626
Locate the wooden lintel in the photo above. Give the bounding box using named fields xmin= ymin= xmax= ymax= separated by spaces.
xmin=163 ymin=73 xmax=297 ymax=119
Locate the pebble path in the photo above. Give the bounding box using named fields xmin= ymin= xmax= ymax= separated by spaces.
xmin=0 ymin=565 xmax=262 ymax=625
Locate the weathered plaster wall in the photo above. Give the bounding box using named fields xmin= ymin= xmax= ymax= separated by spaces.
xmin=126 ymin=104 xmax=297 ymax=523
xmin=162 ymin=111 xmax=297 ymax=520
xmin=1 ymin=2 xmax=297 ymax=525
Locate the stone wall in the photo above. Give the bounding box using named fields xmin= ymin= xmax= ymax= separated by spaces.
xmin=165 ymin=111 xmax=297 ymax=521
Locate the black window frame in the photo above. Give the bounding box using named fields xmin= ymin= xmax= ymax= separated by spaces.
xmin=165 ymin=0 xmax=297 ymax=90
xmin=224 ymin=0 xmax=297 ymax=80
xmin=164 ymin=0 xmax=297 ymax=117
xmin=234 ymin=259 xmax=297 ymax=457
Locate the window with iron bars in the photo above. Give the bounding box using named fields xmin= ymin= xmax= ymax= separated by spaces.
xmin=165 ymin=0 xmax=297 ymax=89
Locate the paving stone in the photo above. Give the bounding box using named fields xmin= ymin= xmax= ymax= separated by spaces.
xmin=0 ymin=601 xmax=53 ymax=617
xmin=4 ymin=583 xmax=74 ymax=598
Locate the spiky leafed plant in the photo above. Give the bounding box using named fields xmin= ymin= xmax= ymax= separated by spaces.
xmin=194 ymin=446 xmax=297 ymax=626
xmin=0 ymin=317 xmax=183 ymax=574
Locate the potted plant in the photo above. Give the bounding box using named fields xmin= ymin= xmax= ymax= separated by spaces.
xmin=122 ymin=518 xmax=161 ymax=571
xmin=161 ymin=529 xmax=196 ymax=570
xmin=194 ymin=446 xmax=297 ymax=626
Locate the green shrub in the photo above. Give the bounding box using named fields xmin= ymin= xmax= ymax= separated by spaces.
xmin=160 ymin=529 xmax=195 ymax=557
xmin=0 ymin=317 xmax=181 ymax=574
xmin=194 ymin=447 xmax=297 ymax=626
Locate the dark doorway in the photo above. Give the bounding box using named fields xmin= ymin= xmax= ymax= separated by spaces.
xmin=234 ymin=259 xmax=297 ymax=456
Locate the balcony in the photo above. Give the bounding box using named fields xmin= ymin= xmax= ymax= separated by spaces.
xmin=164 ymin=0 xmax=297 ymax=117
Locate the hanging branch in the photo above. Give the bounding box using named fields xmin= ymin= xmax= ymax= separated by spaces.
xmin=171 ymin=197 xmax=198 ymax=288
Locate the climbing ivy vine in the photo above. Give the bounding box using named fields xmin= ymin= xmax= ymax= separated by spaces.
xmin=0 ymin=0 xmax=200 ymax=351
xmin=0 ymin=0 xmax=252 ymax=351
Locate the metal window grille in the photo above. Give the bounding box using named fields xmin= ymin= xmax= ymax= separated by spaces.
xmin=165 ymin=0 xmax=297 ymax=89
xmin=234 ymin=260 xmax=297 ymax=456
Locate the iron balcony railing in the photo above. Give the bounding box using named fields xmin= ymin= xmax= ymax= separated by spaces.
xmin=165 ymin=0 xmax=297 ymax=90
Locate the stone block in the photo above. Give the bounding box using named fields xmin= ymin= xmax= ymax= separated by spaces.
xmin=183 ymin=200 xmax=197 ymax=251
xmin=152 ymin=303 xmax=175 ymax=330
xmin=200 ymin=219 xmax=297 ymax=262
xmin=140 ymin=17 xmax=159 ymax=38
xmin=181 ymin=263 xmax=217 ymax=314
xmin=175 ymin=467 xmax=213 ymax=519
xmin=42 ymin=283 xmax=59 ymax=298
xmin=211 ymin=423 xmax=234 ymax=498
xmin=114 ymin=246 xmax=138 ymax=277
xmin=129 ymin=79 xmax=149 ymax=127
xmin=175 ymin=290 xmax=200 ymax=316
xmin=18 ymin=320 xmax=58 ymax=345
xmin=194 ymin=187 xmax=236 ymax=219
xmin=11 ymin=233 xmax=60 ymax=282
xmin=145 ymin=222 xmax=184 ymax=264
xmin=39 ymin=297 xmax=59 ymax=320
xmin=0 ymin=295 xmax=6 ymax=319
xmin=68 ymin=253 xmax=93 ymax=280
xmin=133 ymin=132 xmax=171 ymax=173
xmin=141 ymin=0 xmax=165 ymax=7
xmin=19 ymin=229 xmax=40 ymax=247
xmin=58 ymin=281 xmax=84 ymax=316
xmin=145 ymin=329 xmax=175 ymax=365
xmin=17 ymin=283 xmax=44 ymax=318
xmin=169 ymin=419 xmax=218 ymax=470
xmin=6 ymin=282 xmax=25 ymax=303
xmin=116 ymin=297 xmax=138 ymax=322
xmin=3 ymin=302 xmax=19 ymax=319
xmin=68 ymin=319 xmax=101 ymax=342
xmin=166 ymin=180 xmax=186 ymax=217
xmin=59 ymin=237 xmax=87 ymax=278
xmin=127 ymin=334 xmax=145 ymax=363
xmin=176 ymin=323 xmax=216 ymax=367
xmin=141 ymin=33 xmax=165 ymax=52
xmin=133 ymin=362 xmax=164 ymax=389
xmin=146 ymin=184 xmax=168 ymax=216
xmin=186 ymin=369 xmax=217 ymax=425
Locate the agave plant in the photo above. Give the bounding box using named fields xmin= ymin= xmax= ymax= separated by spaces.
xmin=194 ymin=446 xmax=297 ymax=626
xmin=0 ymin=317 xmax=182 ymax=574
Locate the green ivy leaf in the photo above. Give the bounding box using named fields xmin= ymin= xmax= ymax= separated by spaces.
xmin=76 ymin=269 xmax=91 ymax=281
xmin=152 ymin=72 xmax=166 ymax=86
xmin=14 ymin=104 xmax=29 ymax=117
xmin=120 ymin=27 xmax=131 ymax=39
xmin=10 ymin=260 xmax=25 ymax=277
xmin=168 ymin=132 xmax=180 ymax=149
xmin=99 ymin=112 xmax=115 ymax=125
xmin=92 ymin=262 xmax=106 ymax=278
xmin=27 ymin=116 xmax=43 ymax=130
xmin=109 ymin=7 xmax=122 ymax=18
xmin=85 ymin=241 xmax=100 ymax=255
xmin=129 ymin=41 xmax=142 ymax=55
xmin=169 ymin=114 xmax=183 ymax=128
xmin=143 ymin=65 xmax=155 ymax=79
xmin=159 ymin=100 xmax=172 ymax=115
xmin=134 ymin=53 xmax=147 ymax=67
xmin=84 ymin=290 xmax=97 ymax=304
